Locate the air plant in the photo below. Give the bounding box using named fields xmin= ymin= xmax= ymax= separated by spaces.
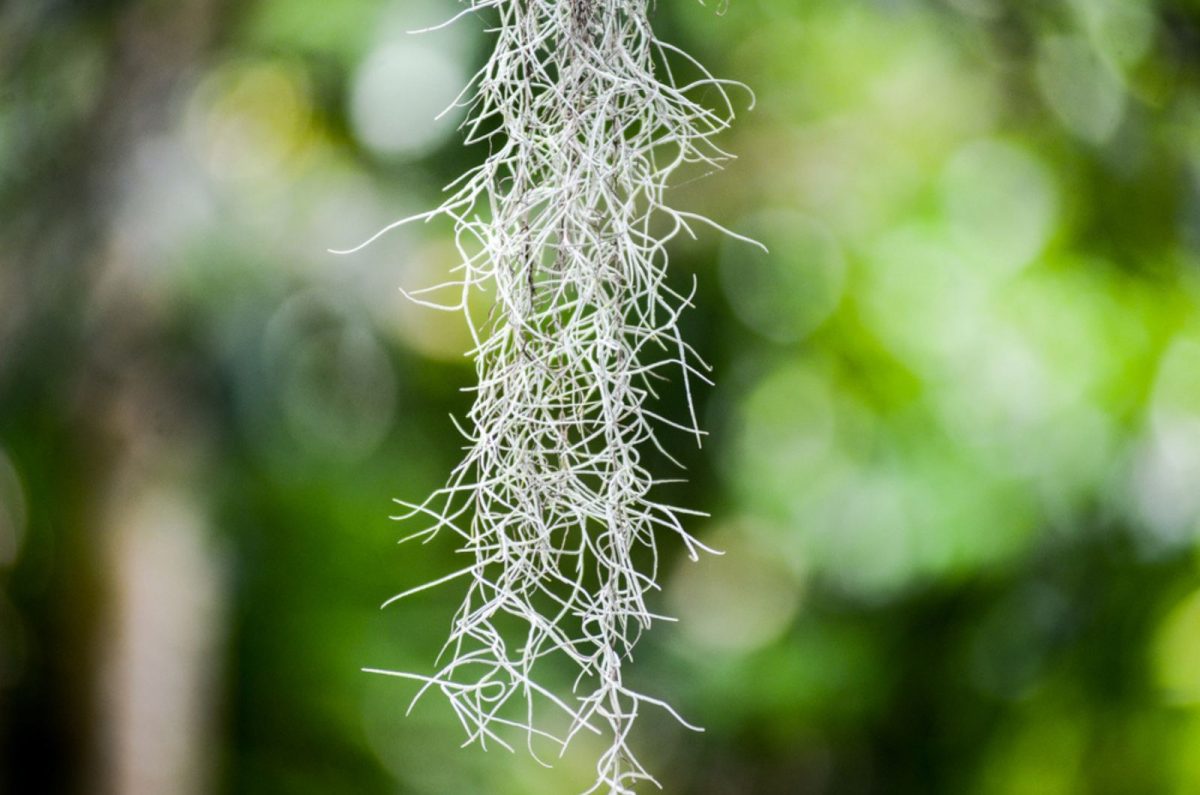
xmin=341 ymin=1 xmax=756 ymax=790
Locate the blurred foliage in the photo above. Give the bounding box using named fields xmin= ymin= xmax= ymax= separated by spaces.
xmin=4 ymin=0 xmax=1200 ymax=793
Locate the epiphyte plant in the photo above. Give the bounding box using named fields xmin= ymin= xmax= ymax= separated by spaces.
xmin=339 ymin=0 xmax=757 ymax=791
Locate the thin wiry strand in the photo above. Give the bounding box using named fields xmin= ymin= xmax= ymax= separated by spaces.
xmin=352 ymin=1 xmax=754 ymax=792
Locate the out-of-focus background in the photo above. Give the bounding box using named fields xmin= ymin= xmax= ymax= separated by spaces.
xmin=3 ymin=0 xmax=1200 ymax=793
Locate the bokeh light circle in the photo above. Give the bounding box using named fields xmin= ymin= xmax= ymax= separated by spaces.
xmin=942 ymin=138 xmax=1058 ymax=275
xmin=350 ymin=41 xmax=465 ymax=159
xmin=719 ymin=210 xmax=845 ymax=344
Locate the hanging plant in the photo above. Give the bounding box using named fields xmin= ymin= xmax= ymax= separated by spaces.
xmin=341 ymin=1 xmax=756 ymax=790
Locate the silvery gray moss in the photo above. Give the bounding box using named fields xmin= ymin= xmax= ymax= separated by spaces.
xmin=343 ymin=1 xmax=755 ymax=790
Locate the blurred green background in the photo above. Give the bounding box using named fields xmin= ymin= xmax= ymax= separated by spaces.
xmin=4 ymin=0 xmax=1200 ymax=793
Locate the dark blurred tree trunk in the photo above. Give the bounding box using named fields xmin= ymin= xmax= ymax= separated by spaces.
xmin=0 ymin=2 xmax=237 ymax=793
